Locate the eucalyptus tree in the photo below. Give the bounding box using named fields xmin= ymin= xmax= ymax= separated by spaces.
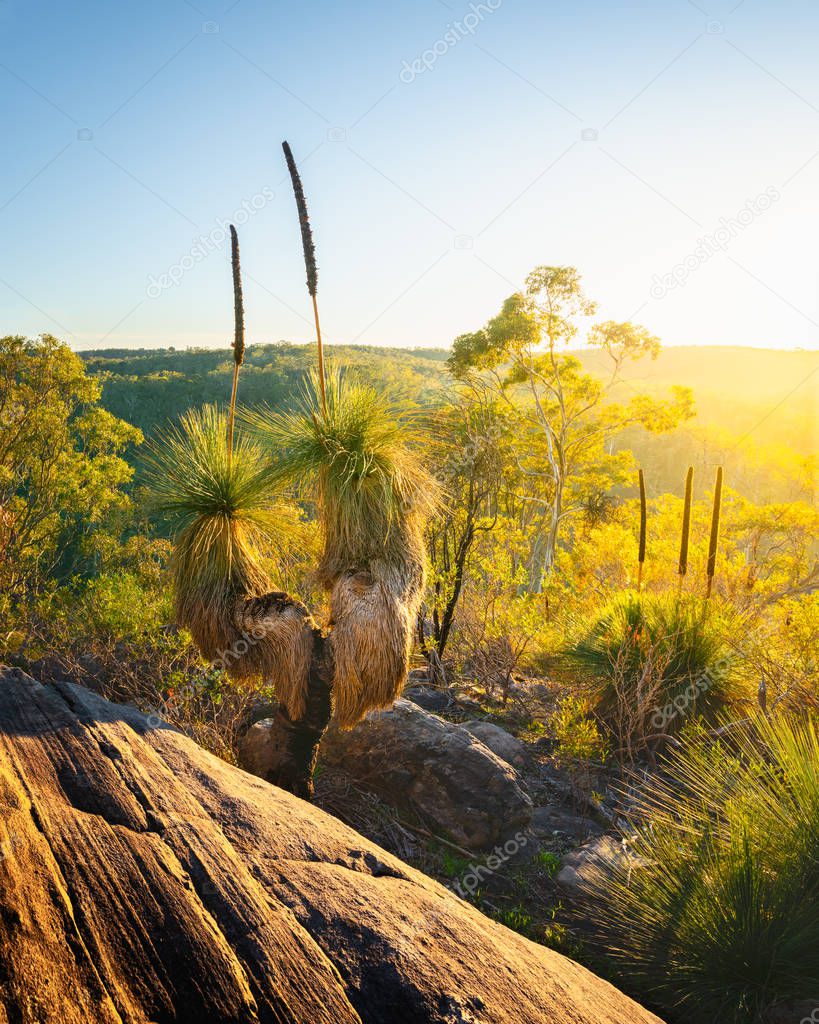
xmin=449 ymin=266 xmax=694 ymax=587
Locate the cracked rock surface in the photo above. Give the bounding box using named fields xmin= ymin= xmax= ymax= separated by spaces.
xmin=0 ymin=667 xmax=663 ymax=1024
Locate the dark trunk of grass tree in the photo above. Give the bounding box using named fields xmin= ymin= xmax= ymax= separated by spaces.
xmin=235 ymin=591 xmax=334 ymax=801
xmin=265 ymin=628 xmax=333 ymax=800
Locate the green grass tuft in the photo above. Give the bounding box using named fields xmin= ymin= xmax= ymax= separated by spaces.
xmin=581 ymin=713 xmax=819 ymax=1022
xmin=564 ymin=593 xmax=741 ymax=750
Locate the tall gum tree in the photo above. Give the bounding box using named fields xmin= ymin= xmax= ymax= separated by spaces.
xmin=448 ymin=266 xmax=695 ymax=588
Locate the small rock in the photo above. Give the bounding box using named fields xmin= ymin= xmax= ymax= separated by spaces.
xmin=557 ymin=835 xmax=650 ymax=890
xmin=530 ymin=806 xmax=604 ymax=842
xmin=462 ymin=721 xmax=528 ymax=768
xmin=406 ymin=667 xmax=431 ymax=684
xmin=403 ymin=685 xmax=453 ymax=713
xmin=239 ymin=714 xmax=289 ymax=778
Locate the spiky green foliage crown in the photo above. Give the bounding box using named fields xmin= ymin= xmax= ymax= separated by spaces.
xmin=144 ymin=406 xmax=292 ymax=645
xmin=581 ymin=713 xmax=819 ymax=1021
xmin=242 ymin=368 xmax=439 ymax=584
xmin=565 ymin=592 xmax=740 ymax=734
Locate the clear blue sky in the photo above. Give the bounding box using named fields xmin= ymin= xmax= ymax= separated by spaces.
xmin=1 ymin=0 xmax=818 ymax=352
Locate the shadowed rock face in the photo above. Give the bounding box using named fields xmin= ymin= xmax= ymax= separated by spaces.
xmin=0 ymin=667 xmax=664 ymax=1024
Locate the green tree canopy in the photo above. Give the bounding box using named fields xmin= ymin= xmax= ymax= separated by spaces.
xmin=0 ymin=335 xmax=142 ymax=606
xmin=447 ymin=266 xmax=695 ymax=585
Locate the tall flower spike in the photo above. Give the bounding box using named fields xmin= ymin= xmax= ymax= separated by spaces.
xmin=678 ymin=466 xmax=694 ymax=584
xmin=227 ymin=223 xmax=245 ymax=455
xmin=706 ymin=466 xmax=723 ymax=599
xmin=282 ymin=140 xmax=326 ymax=415
xmin=282 ymin=141 xmax=318 ymax=296
xmin=637 ymin=467 xmax=647 ymax=591
xmin=230 ymin=224 xmax=245 ymax=366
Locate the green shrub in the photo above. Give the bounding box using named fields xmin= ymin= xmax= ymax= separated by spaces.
xmin=565 ymin=593 xmax=741 ymax=756
xmin=552 ymin=694 xmax=609 ymax=763
xmin=75 ymin=570 xmax=172 ymax=639
xmin=580 ymin=713 xmax=819 ymax=1022
xmin=490 ymin=905 xmax=535 ymax=938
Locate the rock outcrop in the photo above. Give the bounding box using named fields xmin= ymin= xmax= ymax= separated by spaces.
xmin=242 ymin=698 xmax=533 ymax=850
xmin=0 ymin=667 xmax=663 ymax=1023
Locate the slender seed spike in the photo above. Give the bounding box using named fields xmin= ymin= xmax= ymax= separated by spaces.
xmin=230 ymin=224 xmax=245 ymax=367
xmin=706 ymin=466 xmax=723 ymax=598
xmin=282 ymin=140 xmax=326 ymax=416
xmin=637 ymin=468 xmax=647 ymax=591
xmin=282 ymin=141 xmax=318 ymax=297
xmin=678 ymin=466 xmax=694 ymax=580
xmin=227 ymin=224 xmax=245 ymax=455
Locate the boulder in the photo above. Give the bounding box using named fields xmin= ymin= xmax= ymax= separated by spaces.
xmin=462 ymin=720 xmax=528 ymax=767
xmin=0 ymin=667 xmax=663 ymax=1024
xmin=317 ymin=698 xmax=532 ymax=850
xmin=406 ymin=666 xmax=431 ymax=683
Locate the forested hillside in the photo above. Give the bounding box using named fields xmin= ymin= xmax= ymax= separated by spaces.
xmin=82 ymin=342 xmax=816 ymax=505
xmin=81 ymin=344 xmax=449 ymax=438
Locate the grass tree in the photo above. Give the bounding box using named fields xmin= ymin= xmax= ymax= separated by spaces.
xmin=145 ymin=404 xmax=320 ymax=793
xmin=146 ymin=153 xmax=439 ymax=798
